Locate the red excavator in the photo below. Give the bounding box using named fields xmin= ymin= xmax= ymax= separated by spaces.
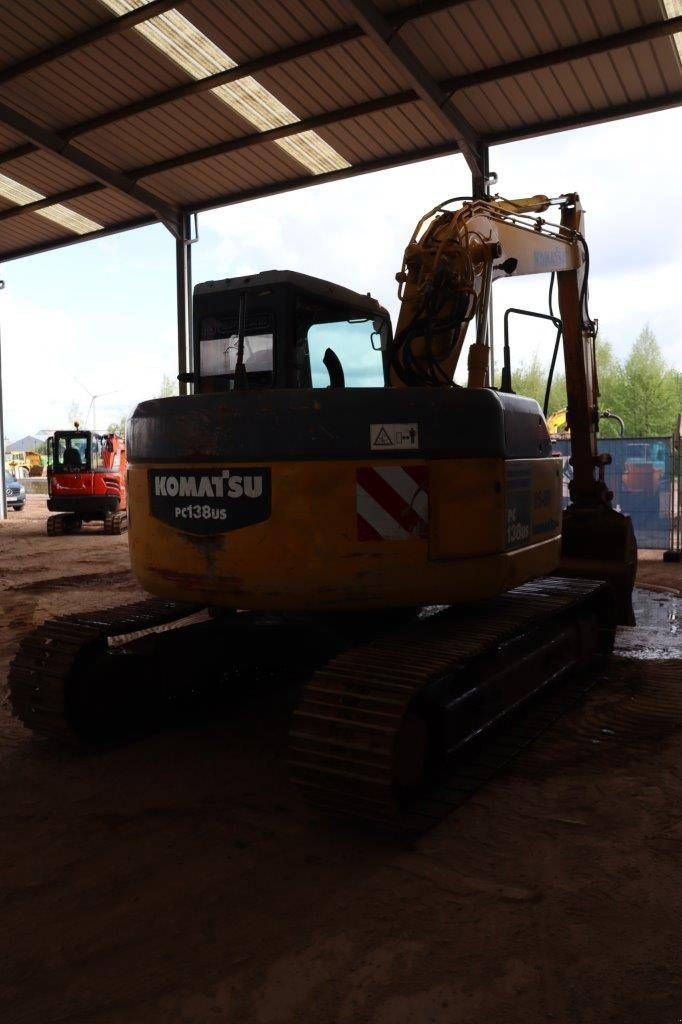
xmin=46 ymin=426 xmax=127 ymax=535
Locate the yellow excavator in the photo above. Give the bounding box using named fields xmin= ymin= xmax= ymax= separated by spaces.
xmin=546 ymin=408 xmax=570 ymax=438
xmin=9 ymin=192 xmax=636 ymax=827
xmin=5 ymin=450 xmax=44 ymax=477
xmin=547 ymin=406 xmax=624 ymax=439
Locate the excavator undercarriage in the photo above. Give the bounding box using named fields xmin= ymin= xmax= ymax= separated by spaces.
xmin=9 ymin=576 xmax=612 ymax=829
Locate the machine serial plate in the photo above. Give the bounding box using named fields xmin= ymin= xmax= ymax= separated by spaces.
xmin=148 ymin=468 xmax=271 ymax=535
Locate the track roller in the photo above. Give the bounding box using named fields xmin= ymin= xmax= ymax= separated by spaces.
xmin=103 ymin=511 xmax=127 ymax=535
xmin=46 ymin=514 xmax=81 ymax=536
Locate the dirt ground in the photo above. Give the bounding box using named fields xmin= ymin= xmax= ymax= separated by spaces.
xmin=1 ymin=496 xmax=680 ymax=1024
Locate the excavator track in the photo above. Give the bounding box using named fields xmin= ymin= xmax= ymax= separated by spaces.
xmin=10 ymin=577 xmax=612 ymax=833
xmin=103 ymin=511 xmax=127 ymax=535
xmin=7 ymin=601 xmax=362 ymax=743
xmin=8 ymin=599 xmax=199 ymax=741
xmin=290 ymin=576 xmax=612 ymax=831
xmin=46 ymin=513 xmax=82 ymax=536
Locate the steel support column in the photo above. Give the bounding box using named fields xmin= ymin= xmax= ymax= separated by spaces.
xmin=471 ymin=146 xmax=495 ymax=385
xmin=471 ymin=145 xmax=489 ymax=201
xmin=175 ymin=214 xmax=194 ymax=396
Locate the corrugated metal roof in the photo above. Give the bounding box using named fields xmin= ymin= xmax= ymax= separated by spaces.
xmin=0 ymin=0 xmax=679 ymax=262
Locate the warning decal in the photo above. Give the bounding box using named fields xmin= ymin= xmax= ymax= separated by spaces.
xmin=370 ymin=423 xmax=420 ymax=451
xmin=356 ymin=465 xmax=429 ymax=541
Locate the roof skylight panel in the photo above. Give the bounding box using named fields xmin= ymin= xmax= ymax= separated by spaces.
xmin=0 ymin=172 xmax=102 ymax=234
xmin=100 ymin=0 xmax=350 ymax=174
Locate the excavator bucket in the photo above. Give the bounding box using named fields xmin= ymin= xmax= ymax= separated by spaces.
xmin=560 ymin=505 xmax=637 ymax=627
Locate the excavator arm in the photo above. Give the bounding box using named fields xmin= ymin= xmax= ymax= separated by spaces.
xmin=391 ymin=193 xmax=605 ymax=504
xmin=391 ymin=192 xmax=636 ymax=621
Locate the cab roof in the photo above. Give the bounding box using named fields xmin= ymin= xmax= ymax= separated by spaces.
xmin=194 ymin=270 xmax=389 ymax=319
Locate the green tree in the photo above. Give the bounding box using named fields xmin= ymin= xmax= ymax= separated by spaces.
xmin=547 ymin=372 xmax=567 ymax=418
xmin=508 ymin=353 xmax=547 ymax=408
xmin=106 ymin=415 xmax=126 ymax=437
xmin=594 ymin=336 xmax=622 ymax=437
xmin=159 ymin=374 xmax=177 ymax=398
xmin=507 ymin=330 xmax=680 ymax=439
xmin=509 ymin=353 xmax=566 ymax=414
xmin=543 ymin=335 xmax=616 ymax=425
xmin=610 ymin=326 xmax=678 ymax=436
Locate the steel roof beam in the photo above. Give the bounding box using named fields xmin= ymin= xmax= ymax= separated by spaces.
xmin=485 ymin=89 xmax=682 ymax=145
xmin=0 ymin=183 xmax=102 ymax=224
xmin=180 ymin=142 xmax=462 ymax=217
xmin=390 ymin=0 xmax=472 ymax=26
xmin=0 ymin=0 xmax=470 ymax=166
xmin=59 ymin=12 xmax=682 ymax=141
xmin=0 ymin=0 xmax=462 ymax=90
xmin=0 ymin=142 xmax=461 ymax=263
xmin=3 ymin=76 xmax=682 ymax=260
xmin=0 ymin=214 xmax=158 ymax=264
xmin=3 ymin=77 xmax=682 ymax=231
xmin=342 ymin=0 xmax=483 ymax=175
xmin=131 ymin=91 xmax=418 ymax=178
xmin=0 ymin=0 xmax=184 ymax=86
xmin=0 ymin=9 xmax=678 ymax=175
xmin=0 ymin=99 xmax=179 ymax=229
xmin=0 ymin=142 xmax=35 ymax=164
xmin=445 ymin=14 xmax=682 ymax=96
xmin=66 ymin=25 xmax=362 ymax=140
xmin=0 ymin=91 xmax=421 ymax=226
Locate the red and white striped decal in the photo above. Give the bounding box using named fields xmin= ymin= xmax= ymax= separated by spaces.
xmin=356 ymin=465 xmax=429 ymax=541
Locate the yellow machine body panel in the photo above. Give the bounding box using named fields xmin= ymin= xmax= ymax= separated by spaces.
xmin=127 ymin=454 xmax=561 ymax=611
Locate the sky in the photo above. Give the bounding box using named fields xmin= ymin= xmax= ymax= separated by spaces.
xmin=1 ymin=105 xmax=681 ymax=442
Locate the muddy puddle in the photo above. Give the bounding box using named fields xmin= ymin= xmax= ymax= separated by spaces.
xmin=616 ymin=586 xmax=680 ymax=660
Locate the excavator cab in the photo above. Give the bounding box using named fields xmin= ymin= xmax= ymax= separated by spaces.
xmin=48 ymin=431 xmax=125 ymax=474
xmin=49 ymin=431 xmax=90 ymax=472
xmin=191 ymin=271 xmax=391 ymax=393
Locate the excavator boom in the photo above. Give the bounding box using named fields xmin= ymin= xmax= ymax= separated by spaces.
xmin=391 ymin=192 xmax=636 ymax=619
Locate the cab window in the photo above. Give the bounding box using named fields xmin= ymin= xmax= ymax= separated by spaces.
xmin=200 ymin=315 xmax=274 ymax=381
xmin=306 ymin=320 xmax=386 ymax=388
xmin=90 ymin=435 xmax=108 ymax=470
xmin=55 ymin=434 xmax=88 ymax=470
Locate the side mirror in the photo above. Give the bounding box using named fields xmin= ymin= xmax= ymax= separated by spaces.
xmin=372 ymin=318 xmax=389 ymax=351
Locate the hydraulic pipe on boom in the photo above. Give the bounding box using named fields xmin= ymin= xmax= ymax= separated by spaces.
xmin=390 ymin=194 xmax=599 ymax=494
xmin=390 ymin=192 xmax=636 ymax=619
